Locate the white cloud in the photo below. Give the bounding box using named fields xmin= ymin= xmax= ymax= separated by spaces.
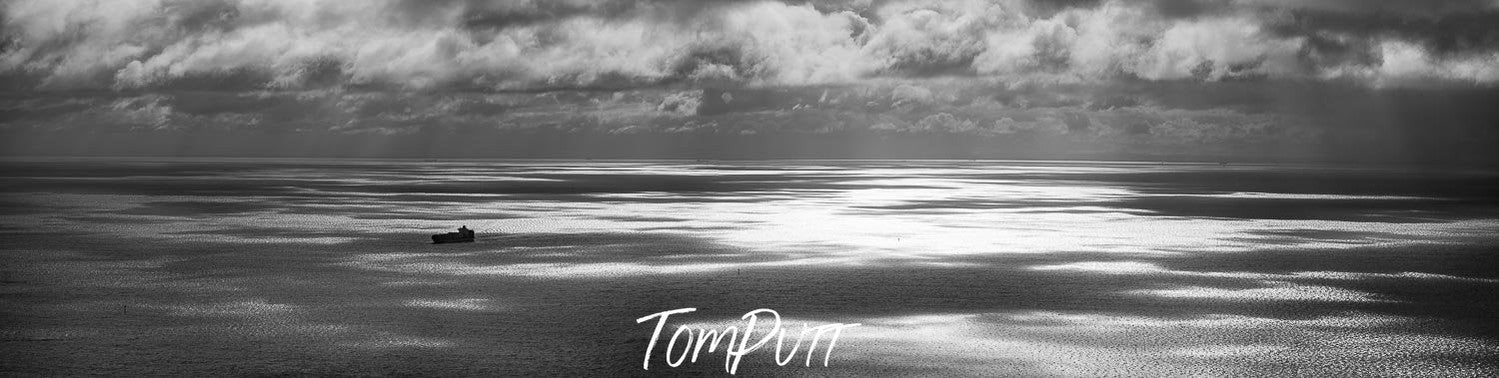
xmin=1366 ymin=40 xmax=1499 ymax=86
xmin=1133 ymin=16 xmax=1303 ymax=80
xmin=973 ymin=17 xmax=1077 ymax=76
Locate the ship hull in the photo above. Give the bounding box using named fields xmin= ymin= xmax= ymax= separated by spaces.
xmin=432 ymin=234 xmax=474 ymax=244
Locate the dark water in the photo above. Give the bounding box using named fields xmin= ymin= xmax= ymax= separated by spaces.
xmin=2 ymin=158 xmax=1497 ymax=376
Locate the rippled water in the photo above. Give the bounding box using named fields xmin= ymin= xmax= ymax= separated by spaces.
xmin=2 ymin=158 xmax=1497 ymax=376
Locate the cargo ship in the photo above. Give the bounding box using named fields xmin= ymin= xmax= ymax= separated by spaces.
xmin=432 ymin=226 xmax=475 ymax=244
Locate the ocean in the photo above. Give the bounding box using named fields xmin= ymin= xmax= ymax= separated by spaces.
xmin=2 ymin=158 xmax=1497 ymax=376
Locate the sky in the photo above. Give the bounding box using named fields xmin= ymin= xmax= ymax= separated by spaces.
xmin=2 ymin=0 xmax=1498 ymax=163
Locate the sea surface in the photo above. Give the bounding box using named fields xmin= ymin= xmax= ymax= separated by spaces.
xmin=2 ymin=158 xmax=1498 ymax=376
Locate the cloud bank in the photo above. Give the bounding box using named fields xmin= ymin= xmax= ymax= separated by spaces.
xmin=2 ymin=0 xmax=1497 ymax=163
xmin=5 ymin=0 xmax=1499 ymax=91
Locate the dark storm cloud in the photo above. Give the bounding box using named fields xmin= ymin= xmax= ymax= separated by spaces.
xmin=1264 ymin=8 xmax=1499 ymax=57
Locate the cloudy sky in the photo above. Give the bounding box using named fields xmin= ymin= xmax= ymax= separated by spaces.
xmin=3 ymin=0 xmax=1498 ymax=162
